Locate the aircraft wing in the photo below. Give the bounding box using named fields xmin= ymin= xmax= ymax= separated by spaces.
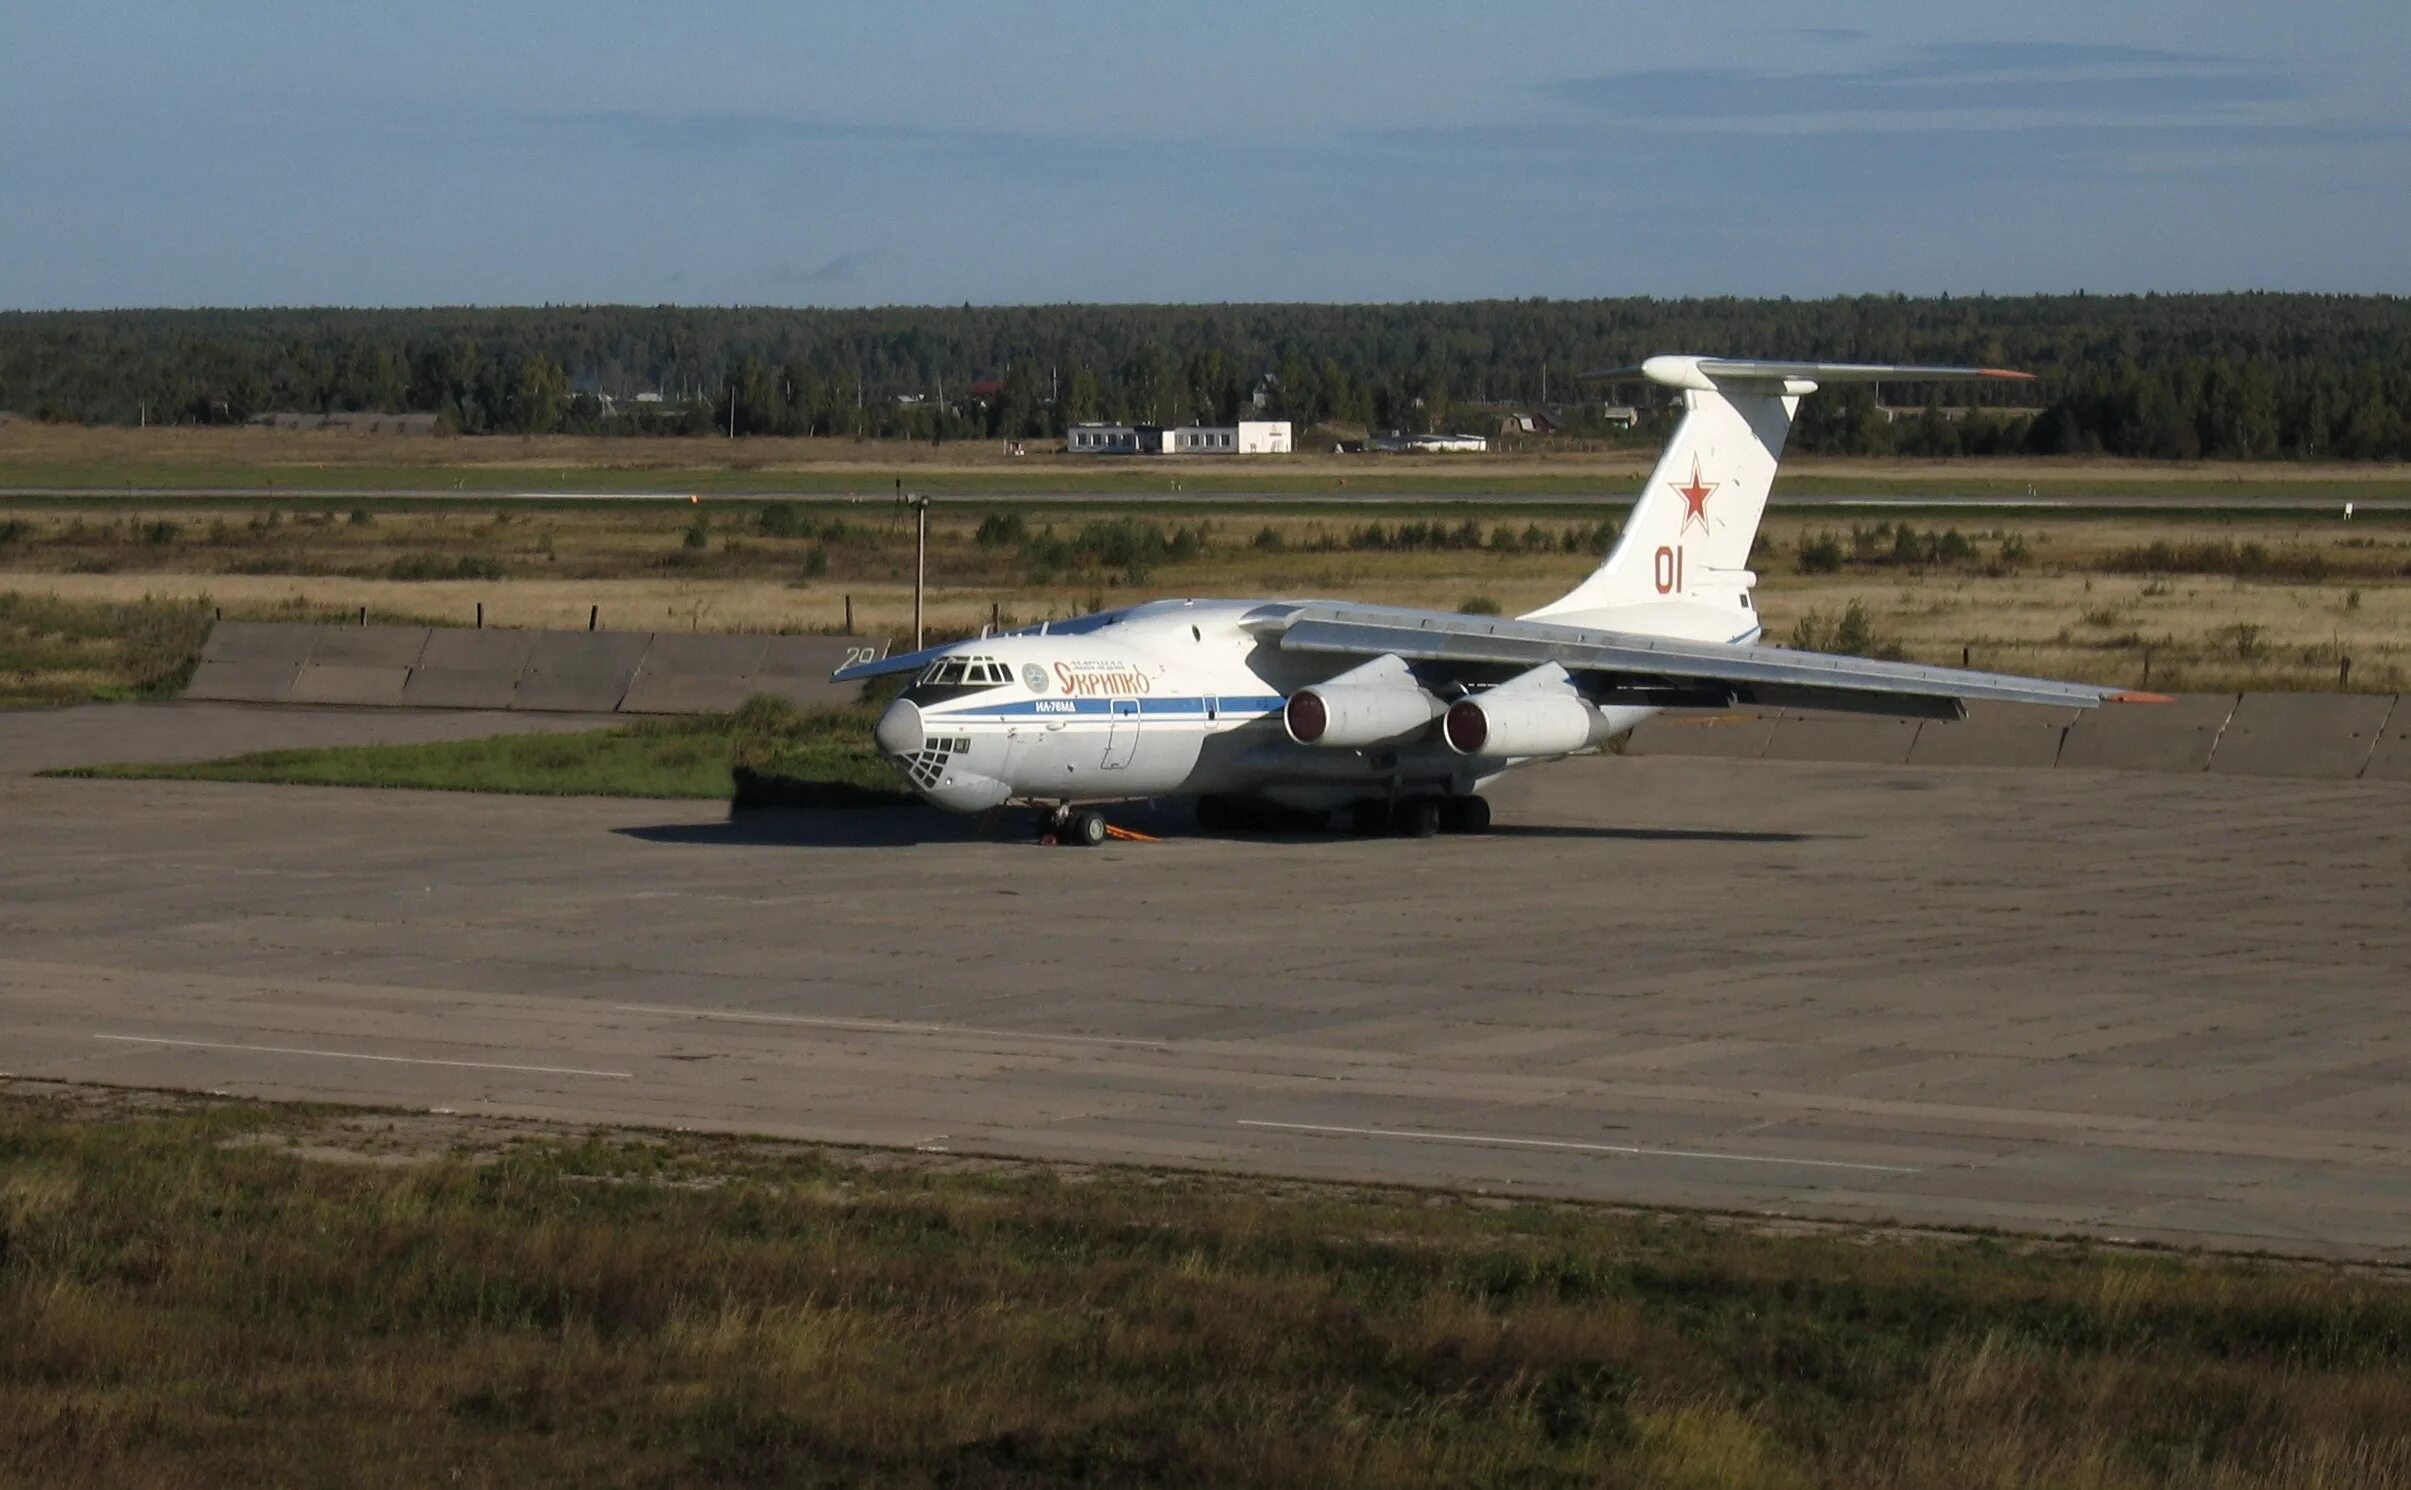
xmin=1242 ymin=601 xmax=2149 ymax=719
xmin=832 ymin=641 xmax=950 ymax=683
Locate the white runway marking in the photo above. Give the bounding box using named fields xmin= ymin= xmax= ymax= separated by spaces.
xmin=93 ymin=1034 xmax=633 ymax=1079
xmin=613 ymin=1004 xmax=1171 ymax=1051
xmin=1237 ymin=1119 xmax=1921 ymax=1174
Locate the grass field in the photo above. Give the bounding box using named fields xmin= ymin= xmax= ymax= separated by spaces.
xmin=6 ymin=494 xmax=2407 ymax=698
xmin=8 ymin=422 xmax=2411 ymax=497
xmin=4 ymin=1079 xmax=2407 ymax=1489
xmin=0 ymin=591 xmax=214 ymax=706
xmin=46 ymin=697 xmax=904 ymax=803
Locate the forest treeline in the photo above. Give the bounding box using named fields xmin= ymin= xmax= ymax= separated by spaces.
xmin=2 ymin=294 xmax=2408 ymax=459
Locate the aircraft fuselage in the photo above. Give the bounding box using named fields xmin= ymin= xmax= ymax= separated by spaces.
xmin=873 ymin=597 xmax=1730 ymax=815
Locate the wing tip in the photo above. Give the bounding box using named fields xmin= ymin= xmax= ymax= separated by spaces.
xmin=1978 ymin=367 xmax=2038 ymax=381
xmin=2107 ymin=689 xmax=2177 ymax=704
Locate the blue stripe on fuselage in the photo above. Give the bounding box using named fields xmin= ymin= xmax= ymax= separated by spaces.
xmin=924 ymin=694 xmax=1284 ymax=722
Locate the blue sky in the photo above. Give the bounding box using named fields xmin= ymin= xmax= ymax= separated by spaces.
xmin=2 ymin=1 xmax=2404 ymax=308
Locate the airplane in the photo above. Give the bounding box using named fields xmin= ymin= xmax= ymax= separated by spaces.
xmin=833 ymin=355 xmax=2161 ymax=845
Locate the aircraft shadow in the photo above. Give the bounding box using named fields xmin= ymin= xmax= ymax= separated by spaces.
xmin=1484 ymin=824 xmax=1823 ymax=844
xmin=614 ymin=807 xmax=969 ymax=849
xmin=611 ymin=809 xmax=1824 ymax=850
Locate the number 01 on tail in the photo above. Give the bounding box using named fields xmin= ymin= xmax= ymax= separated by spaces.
xmin=1653 ymin=545 xmax=1684 ymax=595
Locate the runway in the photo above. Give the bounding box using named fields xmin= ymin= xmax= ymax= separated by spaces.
xmin=3 ymin=485 xmax=2405 ymax=511
xmin=6 ymin=703 xmax=2410 ymax=1259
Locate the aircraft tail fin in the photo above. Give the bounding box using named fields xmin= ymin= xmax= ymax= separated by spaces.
xmin=1523 ymin=357 xmax=2033 ymax=627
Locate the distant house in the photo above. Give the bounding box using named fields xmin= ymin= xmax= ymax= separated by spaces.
xmin=1499 ymin=411 xmax=1560 ymax=436
xmin=1066 ymin=419 xmax=1292 ymax=455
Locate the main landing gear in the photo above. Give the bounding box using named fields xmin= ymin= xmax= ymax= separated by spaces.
xmin=1339 ymin=793 xmax=1494 ymax=838
xmin=1371 ymin=793 xmax=1491 ymax=838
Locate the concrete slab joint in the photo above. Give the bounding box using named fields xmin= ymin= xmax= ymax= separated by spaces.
xmin=2207 ymin=693 xmax=2397 ymax=780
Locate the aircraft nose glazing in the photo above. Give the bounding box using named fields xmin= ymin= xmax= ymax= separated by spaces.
xmin=874 ymin=698 xmax=924 ymax=756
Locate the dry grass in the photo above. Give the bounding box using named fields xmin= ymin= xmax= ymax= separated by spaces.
xmin=8 ymin=421 xmax=2411 ymax=489
xmin=5 ymin=1080 xmax=2409 ymax=1489
xmin=5 ymin=502 xmax=2406 ymax=694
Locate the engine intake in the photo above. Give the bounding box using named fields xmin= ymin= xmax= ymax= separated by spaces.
xmin=1443 ymin=692 xmax=1613 ymax=758
xmin=1283 ymin=683 xmax=1443 ymax=748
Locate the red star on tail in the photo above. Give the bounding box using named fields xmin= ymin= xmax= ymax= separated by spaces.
xmin=1671 ymin=458 xmax=1718 ymax=532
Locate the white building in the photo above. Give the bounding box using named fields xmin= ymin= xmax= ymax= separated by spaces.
xmin=1066 ymin=419 xmax=1291 ymax=455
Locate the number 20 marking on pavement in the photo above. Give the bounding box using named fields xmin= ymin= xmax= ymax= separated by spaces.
xmin=1653 ymin=545 xmax=1684 ymax=595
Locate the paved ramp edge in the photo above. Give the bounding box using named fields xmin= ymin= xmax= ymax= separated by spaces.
xmin=184 ymin=621 xmax=883 ymax=715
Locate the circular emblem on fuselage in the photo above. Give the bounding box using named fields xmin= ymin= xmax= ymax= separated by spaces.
xmin=1022 ymin=662 xmax=1049 ymax=693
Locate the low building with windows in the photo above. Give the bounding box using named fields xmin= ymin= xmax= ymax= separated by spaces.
xmin=1066 ymin=419 xmax=1291 ymax=455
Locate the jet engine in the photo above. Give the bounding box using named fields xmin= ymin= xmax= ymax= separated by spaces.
xmin=1283 ymin=682 xmax=1443 ymax=747
xmin=1282 ymin=653 xmax=1445 ymax=748
xmin=1443 ymin=691 xmax=1614 ymax=757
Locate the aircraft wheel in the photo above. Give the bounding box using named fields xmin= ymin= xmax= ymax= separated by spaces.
xmin=1347 ymin=799 xmax=1389 ymax=836
xmin=1067 ymin=810 xmax=1109 ymax=847
xmin=1443 ymin=795 xmax=1492 ymax=834
xmin=1392 ymin=796 xmax=1443 ymax=839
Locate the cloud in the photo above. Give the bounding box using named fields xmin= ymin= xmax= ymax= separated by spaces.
xmin=1881 ymin=42 xmax=2240 ymax=79
xmin=1544 ymin=40 xmax=2304 ymax=124
xmin=772 ymin=250 xmax=878 ymax=286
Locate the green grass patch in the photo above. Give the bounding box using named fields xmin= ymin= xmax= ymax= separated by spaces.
xmin=0 ymin=591 xmax=214 ymax=706
xmin=46 ymin=695 xmax=910 ymax=803
xmin=4 ymin=1081 xmax=2408 ymax=1488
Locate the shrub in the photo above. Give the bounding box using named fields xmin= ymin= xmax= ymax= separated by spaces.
xmin=974 ymin=512 xmax=1028 ymax=547
xmin=1796 ymin=531 xmax=1845 ymax=574
xmin=384 ymin=554 xmax=507 ymax=581
xmin=682 ymin=516 xmax=709 ymax=550
xmin=1788 ymin=600 xmax=1900 ymax=659
xmin=1459 ymin=595 xmax=1502 ymax=615
xmin=2103 ymin=540 xmax=2327 ymax=582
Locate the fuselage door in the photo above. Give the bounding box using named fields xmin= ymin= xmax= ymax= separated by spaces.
xmin=1102 ymin=698 xmax=1140 ymax=769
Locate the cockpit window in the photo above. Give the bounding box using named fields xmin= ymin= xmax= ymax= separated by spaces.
xmin=912 ymin=655 xmax=1011 ymax=693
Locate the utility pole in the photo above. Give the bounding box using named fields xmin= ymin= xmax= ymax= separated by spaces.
xmin=727 ymin=385 xmax=736 ymax=439
xmin=905 ymin=493 xmax=931 ymax=651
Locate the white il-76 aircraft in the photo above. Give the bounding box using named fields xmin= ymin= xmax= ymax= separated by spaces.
xmin=834 ymin=356 xmax=2160 ymax=845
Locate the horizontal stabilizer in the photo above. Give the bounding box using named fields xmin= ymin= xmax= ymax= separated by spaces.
xmin=1585 ymin=356 xmax=2034 ymax=391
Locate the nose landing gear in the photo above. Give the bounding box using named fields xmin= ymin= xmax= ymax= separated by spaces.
xmin=1040 ymin=805 xmax=1111 ymax=847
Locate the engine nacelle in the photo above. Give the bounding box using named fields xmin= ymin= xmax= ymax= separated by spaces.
xmin=1443 ymin=692 xmax=1614 ymax=757
xmin=1283 ymin=683 xmax=1443 ymax=748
